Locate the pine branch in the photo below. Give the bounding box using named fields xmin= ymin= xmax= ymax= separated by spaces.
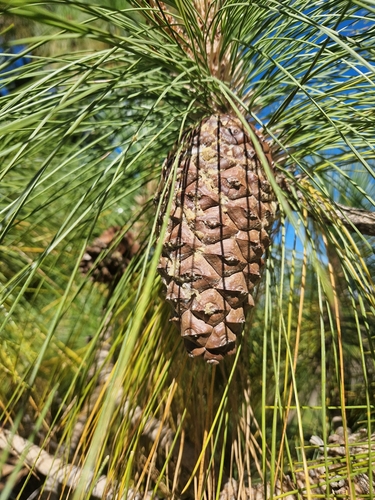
xmin=332 ymin=203 xmax=375 ymax=236
xmin=2 ymin=428 xmax=374 ymax=500
xmin=280 ymin=176 xmax=375 ymax=236
xmin=0 ymin=428 xmax=142 ymax=499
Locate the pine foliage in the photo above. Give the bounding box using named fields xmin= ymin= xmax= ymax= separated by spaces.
xmin=0 ymin=1 xmax=374 ymax=498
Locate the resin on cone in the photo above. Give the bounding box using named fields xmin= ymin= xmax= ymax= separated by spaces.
xmin=158 ymin=115 xmax=276 ymax=363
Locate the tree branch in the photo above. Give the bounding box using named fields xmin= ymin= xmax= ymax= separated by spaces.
xmin=280 ymin=176 xmax=375 ymax=236
xmin=332 ymin=203 xmax=375 ymax=236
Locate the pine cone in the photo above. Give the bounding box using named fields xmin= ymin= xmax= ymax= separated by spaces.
xmin=80 ymin=226 xmax=139 ymax=285
xmin=157 ymin=115 xmax=276 ymax=363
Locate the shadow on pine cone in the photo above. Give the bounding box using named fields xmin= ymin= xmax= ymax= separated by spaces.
xmin=80 ymin=226 xmax=140 ymax=286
